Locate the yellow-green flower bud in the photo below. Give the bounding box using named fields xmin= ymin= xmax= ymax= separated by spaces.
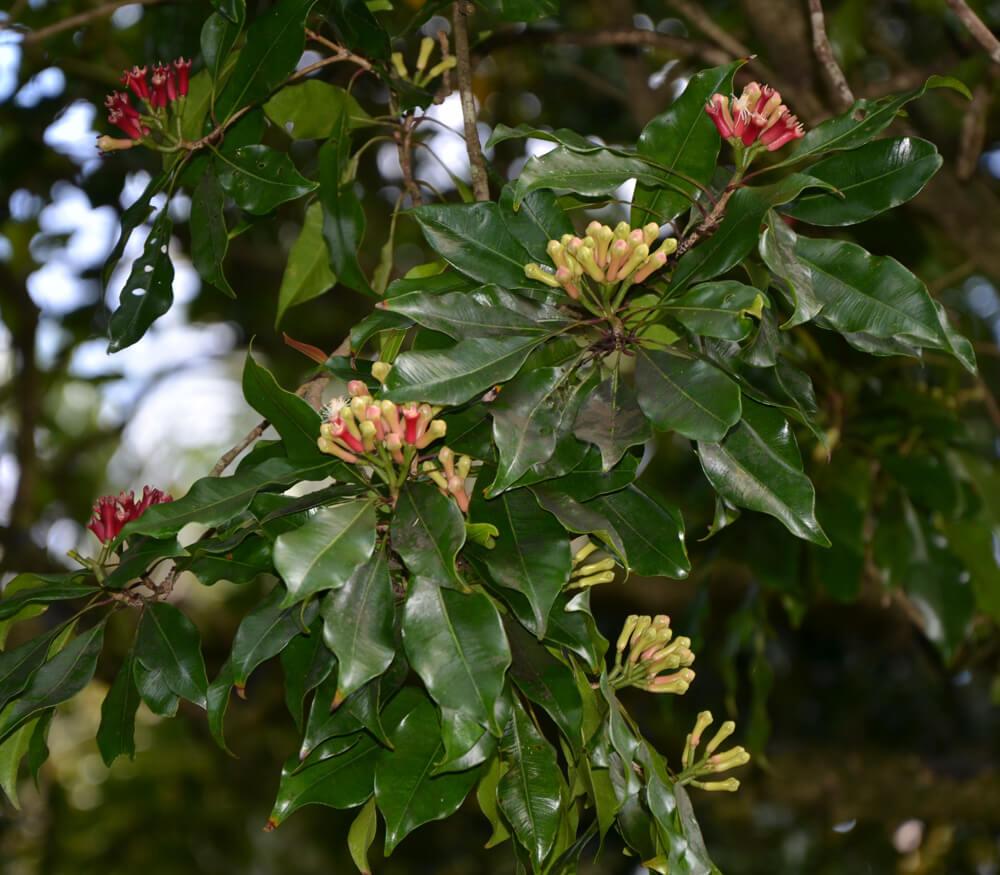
xmin=616 ymin=615 xmax=638 ymax=654
xmin=416 ymin=36 xmax=435 ymax=72
xmin=613 ymin=221 xmax=631 ymax=240
xmin=359 ymin=419 xmax=377 ymax=452
xmin=525 ymin=262 xmax=563 ymax=288
xmin=708 ymin=746 xmax=750 ymax=772
xmin=456 ymin=455 xmax=472 ymax=480
xmin=654 ymin=236 xmax=678 ymax=258
xmin=351 ymin=396 xmax=369 ymax=420
xmin=425 ymin=56 xmax=457 ymax=80
xmin=415 ymin=418 xmax=447 ymax=448
xmin=690 ymin=710 xmax=714 ymax=751
xmin=546 ymin=240 xmax=568 ymax=270
xmin=391 ymin=52 xmax=409 ymax=80
xmin=573 ymin=540 xmax=598 ymax=565
xmin=421 ymin=461 xmax=449 ymax=491
xmin=642 ymin=222 xmax=661 ymax=246
xmin=618 ymin=242 xmax=649 ymax=280
xmin=570 ymin=570 xmax=615 ymax=588
xmin=372 ymin=361 xmax=392 ymax=384
xmin=627 ymin=616 xmax=652 ymax=662
xmin=704 ymin=721 xmax=736 ymax=756
xmin=692 ymin=778 xmax=740 ymax=792
xmin=574 ymin=557 xmax=615 ymax=577
xmin=576 ymin=244 xmax=605 ymax=282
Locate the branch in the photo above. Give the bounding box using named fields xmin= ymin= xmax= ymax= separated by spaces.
xmin=807 ymin=0 xmax=855 ymax=111
xmin=957 ymin=81 xmax=992 ymax=180
xmin=452 ymin=1 xmax=490 ymax=202
xmin=14 ymin=0 xmax=170 ymax=45
xmin=946 ymin=0 xmax=1000 ymax=65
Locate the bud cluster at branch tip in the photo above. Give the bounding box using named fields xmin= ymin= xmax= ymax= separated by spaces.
xmin=568 ymin=539 xmax=618 ymax=589
xmin=525 ymin=221 xmax=677 ymax=303
xmin=705 ymin=82 xmax=804 ymax=154
xmin=391 ymin=37 xmax=457 ymax=88
xmin=317 ymin=369 xmax=473 ymax=510
xmin=609 ymin=614 xmax=695 ymax=693
xmin=99 ymin=58 xmax=192 ymax=153
xmin=678 ymin=710 xmax=750 ymax=792
xmin=88 ymin=486 xmax=172 ymax=544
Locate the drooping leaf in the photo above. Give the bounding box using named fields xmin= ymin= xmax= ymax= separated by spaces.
xmin=697 ymin=398 xmax=830 ymax=546
xmin=635 ymin=349 xmax=741 ymax=441
xmin=242 ymin=352 xmax=322 ymax=461
xmin=573 ymin=372 xmax=651 ymax=471
xmin=230 ymin=585 xmax=310 ymax=691
xmin=662 ymin=281 xmax=762 ymax=340
xmin=107 ymin=210 xmax=175 ymax=352
xmin=327 ymin=0 xmax=390 ymax=60
xmin=476 ymin=754 xmax=511 ymax=848
xmin=213 ymin=0 xmax=317 ymax=120
xmin=264 ymin=80 xmax=370 ymax=140
xmin=759 ymin=213 xmax=823 ymax=328
xmin=587 ymin=485 xmax=690 ymax=578
xmin=784 ymin=137 xmax=942 ymax=226
xmin=97 ymin=653 xmax=142 ymax=767
xmin=103 ymin=171 xmax=166 ymax=285
xmin=216 ymin=145 xmax=318 ymax=215
xmin=274 ymin=500 xmax=378 ymax=606
xmin=281 ymin=617 xmax=336 ymax=730
xmin=322 ymin=550 xmax=395 ymax=698
xmin=348 ymin=796 xmax=379 ymax=874
xmin=200 ymin=10 xmax=243 ymax=84
xmin=190 ymin=166 xmax=235 ymax=298
xmin=402 ymin=576 xmax=511 ymax=734
xmin=0 ymin=622 xmax=105 ymax=745
xmin=374 ymin=691 xmax=481 ymax=854
xmin=133 ymin=661 xmax=179 ymax=717
xmin=530 ymin=486 xmax=626 ymax=563
xmin=0 ymin=626 xmax=64 ymax=712
xmin=0 ymin=580 xmax=94 ymax=623
xmin=384 ymin=336 xmax=544 ymax=406
xmin=633 ymin=60 xmax=743 ymax=225
xmin=497 ymin=696 xmax=562 ymax=869
xmin=136 ymin=603 xmax=210 ymax=708
xmin=276 ymin=201 xmax=338 ymax=326
xmin=391 ymin=481 xmax=466 ymax=589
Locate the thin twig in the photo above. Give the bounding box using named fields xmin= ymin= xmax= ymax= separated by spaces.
xmin=957 ymin=81 xmax=991 ymax=180
xmin=15 ymin=0 xmax=168 ymax=44
xmin=452 ymin=1 xmax=490 ymax=202
xmin=396 ymin=116 xmax=423 ymax=206
xmin=945 ymin=0 xmax=1000 ymax=65
xmin=807 ymin=0 xmax=855 ymax=111
xmin=211 ymin=420 xmax=269 ymax=477
xmin=306 ymin=29 xmax=373 ymax=71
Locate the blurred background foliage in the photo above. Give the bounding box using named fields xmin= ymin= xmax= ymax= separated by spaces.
xmin=1 ymin=0 xmax=999 ymax=872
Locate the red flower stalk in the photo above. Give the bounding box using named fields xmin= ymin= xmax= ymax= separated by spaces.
xmin=121 ymin=65 xmax=150 ymax=101
xmin=105 ymin=92 xmax=147 ymax=139
xmin=705 ymin=82 xmax=804 ymax=152
xmin=173 ymin=57 xmax=191 ymax=98
xmin=150 ymin=63 xmax=171 ymax=109
xmin=87 ymin=486 xmax=172 ymax=544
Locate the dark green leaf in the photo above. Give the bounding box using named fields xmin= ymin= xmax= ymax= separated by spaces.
xmin=530 ymin=486 xmax=625 ymax=563
xmin=216 ymin=145 xmax=318 ymax=215
xmin=103 ymin=172 xmax=166 ymax=284
xmin=274 ymin=499 xmax=378 ymax=606
xmin=133 ymin=661 xmax=179 ymax=717
xmin=214 ymin=0 xmax=317 ymax=119
xmin=230 ymin=585 xmax=309 ymax=690
xmin=487 ymin=123 xmax=607 ymax=153
xmin=513 ymin=147 xmax=668 ymax=206
xmin=662 ymin=281 xmax=762 ymax=340
xmin=0 ymin=622 xmax=105 ymax=745
xmin=636 ymin=349 xmax=741 ymax=441
xmin=264 ymin=80 xmax=369 ymax=139
xmin=402 ymin=577 xmax=511 ymax=733
xmin=201 ymin=11 xmax=243 ymax=83
xmin=391 ymin=481 xmax=466 ymax=589
xmin=697 ymin=398 xmax=830 ymax=545
xmin=191 ymin=167 xmax=235 ymax=298
xmin=785 ymin=137 xmax=941 ymax=226
xmin=633 ymin=60 xmax=742 ymax=224
xmin=242 ymin=352 xmax=322 ymax=461
xmin=497 ymin=696 xmax=562 ymax=869
xmin=327 ymin=0 xmax=390 ymax=60
xmin=0 ymin=625 xmax=64 ymax=712
xmin=0 ymin=581 xmax=94 ymax=623
xmin=282 ymin=617 xmax=335 ymax=730
xmin=759 ymin=213 xmax=822 ymax=328
xmin=276 ymin=201 xmax=337 ymax=327
xmin=322 ymin=550 xmax=395 ymax=698
xmin=384 ymin=336 xmax=544 ymax=405
xmin=210 ymin=0 xmax=244 ymax=22
xmin=107 ymin=210 xmax=174 ymax=352
xmin=103 ymin=537 xmax=187 ymax=590
xmin=97 ymin=654 xmax=142 ymax=767
xmin=136 ymin=603 xmax=209 ymax=708
xmin=318 ymin=129 xmax=373 ymax=296
xmin=573 ymin=372 xmax=651 ymax=471
xmin=498 ymin=185 xmax=573 ymax=263
xmin=551 ymin=447 xmax=638 ymax=503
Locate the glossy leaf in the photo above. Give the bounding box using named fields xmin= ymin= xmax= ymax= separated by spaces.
xmin=348 ymin=796 xmax=379 ymax=874
xmin=264 ymin=80 xmax=369 ymax=140
xmin=322 ymin=550 xmax=395 ymax=698
xmin=107 ymin=210 xmax=174 ymax=352
xmin=573 ymin=372 xmax=651 ymax=471
xmin=276 ymin=202 xmax=337 ymax=326
xmin=213 ymin=0 xmax=316 ymax=119
xmin=0 ymin=625 xmax=64 ymax=712
xmin=476 ymin=754 xmax=512 ymax=847
xmin=97 ymin=654 xmax=141 ymax=767
xmin=790 ymin=235 xmax=976 ymax=371
xmin=0 ymin=622 xmax=105 ymax=745
xmin=200 ymin=10 xmax=242 ymax=83
xmin=402 ymin=577 xmax=511 ymax=733
xmin=274 ymin=500 xmax=377 ymax=606
xmin=281 ymin=617 xmax=336 ymax=730
xmin=662 ymin=281 xmax=761 ymax=340
xmin=0 ymin=581 xmax=93 ymax=623
xmin=412 ymin=202 xmax=541 ymax=290
xmin=242 ymin=352 xmax=322 ymax=461
xmin=513 ymin=147 xmax=668 ymax=206
xmin=133 ymin=661 xmax=179 ymax=717
xmin=229 ymin=585 xmax=308 ymax=690
xmin=697 ymin=398 xmax=830 ymax=545
xmin=216 ymin=145 xmax=317 ymax=215
xmin=391 ymin=481 xmax=466 ymax=589
xmin=588 ymin=485 xmax=690 ymax=578
xmin=759 ymin=213 xmax=823 ymax=328
xmin=530 ymin=486 xmax=626 ymax=563
xmin=103 ymin=171 xmax=167 ymax=284
xmin=498 ymin=186 xmax=574 ymax=263
xmin=633 ymin=60 xmax=742 ymax=224
xmin=498 ymin=696 xmax=562 ymax=869
xmin=327 ymin=0 xmax=390 ymax=60
xmin=785 ymin=137 xmax=941 ymax=226
xmin=473 ymin=487 xmax=572 ymax=634
xmin=384 ymin=336 xmax=544 ymax=405
xmin=636 ymin=349 xmax=741 ymax=441
xmin=124 ymin=456 xmax=337 ymax=539
xmin=375 ymin=692 xmax=480 ymax=854
xmin=103 ymin=537 xmax=188 ymax=590
xmin=190 ymin=167 xmax=235 ymax=298
xmin=136 ymin=603 xmax=210 ymax=708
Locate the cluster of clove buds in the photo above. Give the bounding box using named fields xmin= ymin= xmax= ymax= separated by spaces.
xmin=568 ymin=540 xmax=618 ymax=589
xmin=705 ymin=82 xmax=804 ymax=154
xmin=88 ymin=486 xmax=172 ymax=544
xmin=391 ymin=36 xmax=457 ymax=89
xmin=678 ymin=710 xmax=751 ymax=792
xmin=99 ymin=59 xmax=192 ymax=153
xmin=317 ymin=377 xmax=472 ymax=511
xmin=525 ymin=221 xmax=677 ymax=301
xmin=609 ymin=614 xmax=696 ymax=694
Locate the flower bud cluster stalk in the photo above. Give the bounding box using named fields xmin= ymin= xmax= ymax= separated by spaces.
xmin=99 ymin=59 xmax=192 ymax=153
xmin=391 ymin=37 xmax=457 ymax=88
xmin=524 ymin=221 xmax=677 ymax=317
xmin=317 ymin=374 xmax=472 ymax=510
xmin=567 ymin=540 xmax=617 ymax=589
xmin=705 ymin=82 xmax=804 ymax=166
xmin=677 ymin=710 xmax=750 ymax=791
xmin=609 ymin=614 xmax=696 ymax=694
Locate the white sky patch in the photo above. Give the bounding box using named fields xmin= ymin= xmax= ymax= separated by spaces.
xmin=14 ymin=66 xmax=65 ymax=107
xmin=412 ymin=92 xmax=495 ymax=193
xmin=43 ymin=99 xmax=101 ymax=170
